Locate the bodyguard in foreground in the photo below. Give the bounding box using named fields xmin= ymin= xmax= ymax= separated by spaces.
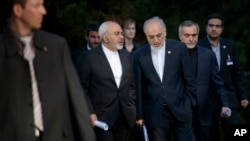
xmin=0 ymin=0 xmax=95 ymax=140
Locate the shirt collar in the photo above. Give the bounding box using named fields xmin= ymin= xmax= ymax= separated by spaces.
xmin=207 ymin=35 xmax=220 ymax=47
xmin=102 ymin=44 xmax=118 ymax=56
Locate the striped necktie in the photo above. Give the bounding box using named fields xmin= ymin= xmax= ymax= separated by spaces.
xmin=20 ymin=36 xmax=44 ymax=134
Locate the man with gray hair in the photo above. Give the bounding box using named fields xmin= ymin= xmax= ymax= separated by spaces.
xmin=77 ymin=21 xmax=136 ymax=141
xmin=178 ymin=20 xmax=231 ymax=141
xmin=133 ymin=16 xmax=196 ymax=141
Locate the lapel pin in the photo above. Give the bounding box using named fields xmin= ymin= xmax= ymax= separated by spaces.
xmin=43 ymin=47 xmax=48 ymax=52
xmin=223 ymin=45 xmax=226 ymax=49
xmin=168 ymin=51 xmax=171 ymax=54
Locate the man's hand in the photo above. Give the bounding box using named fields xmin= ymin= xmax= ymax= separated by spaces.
xmin=136 ymin=119 xmax=144 ymax=127
xmin=90 ymin=114 xmax=97 ymax=127
xmin=241 ymin=99 xmax=249 ymax=108
xmin=220 ymin=107 xmax=231 ymax=118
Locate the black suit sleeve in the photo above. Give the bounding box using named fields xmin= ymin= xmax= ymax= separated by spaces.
xmin=77 ymin=51 xmax=95 ymax=114
xmin=132 ymin=52 xmax=144 ymax=120
xmin=230 ymin=43 xmax=248 ymax=100
xmin=62 ymin=40 xmax=96 ymax=141
xmin=210 ymin=52 xmax=229 ymax=107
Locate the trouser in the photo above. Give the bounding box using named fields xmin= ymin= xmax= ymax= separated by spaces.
xmin=95 ymin=111 xmax=131 ymax=141
xmin=210 ymin=108 xmax=240 ymax=141
xmin=147 ymin=105 xmax=194 ymax=141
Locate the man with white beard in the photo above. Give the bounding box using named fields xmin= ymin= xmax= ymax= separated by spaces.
xmin=77 ymin=21 xmax=136 ymax=141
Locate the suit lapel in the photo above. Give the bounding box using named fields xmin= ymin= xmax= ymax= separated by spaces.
xmin=203 ymin=37 xmax=226 ymax=71
xmin=162 ymin=40 xmax=170 ymax=83
xmin=219 ymin=39 xmax=227 ymax=70
xmin=144 ymin=45 xmax=161 ymax=82
xmin=118 ymin=50 xmax=126 ymax=88
xmin=203 ymin=37 xmax=212 ymax=50
xmin=96 ymin=46 xmax=117 ymax=87
xmin=196 ymin=47 xmax=203 ymax=81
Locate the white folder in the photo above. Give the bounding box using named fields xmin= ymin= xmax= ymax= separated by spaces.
xmin=142 ymin=124 xmax=149 ymax=141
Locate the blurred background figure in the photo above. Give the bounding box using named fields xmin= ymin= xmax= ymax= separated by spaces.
xmin=122 ymin=18 xmax=141 ymax=53
xmin=0 ymin=0 xmax=95 ymax=141
xmin=71 ymin=23 xmax=100 ymax=65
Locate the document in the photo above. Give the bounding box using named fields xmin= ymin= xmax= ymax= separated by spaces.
xmin=95 ymin=120 xmax=109 ymax=131
xmin=142 ymin=124 xmax=149 ymax=141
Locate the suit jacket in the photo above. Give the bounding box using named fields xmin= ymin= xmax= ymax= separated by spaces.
xmin=71 ymin=45 xmax=88 ymax=66
xmin=0 ymin=29 xmax=95 ymax=141
xmin=198 ymin=37 xmax=247 ymax=110
xmin=123 ymin=41 xmax=142 ymax=53
xmin=195 ymin=46 xmax=229 ymax=126
xmin=77 ymin=46 xmax=136 ymax=128
xmin=133 ymin=39 xmax=196 ymax=128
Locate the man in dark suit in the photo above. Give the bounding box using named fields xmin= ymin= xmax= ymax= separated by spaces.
xmin=198 ymin=13 xmax=249 ymax=141
xmin=0 ymin=0 xmax=95 ymax=141
xmin=71 ymin=23 xmax=100 ymax=65
xmin=77 ymin=21 xmax=136 ymax=141
xmin=178 ymin=20 xmax=231 ymax=141
xmin=133 ymin=16 xmax=196 ymax=141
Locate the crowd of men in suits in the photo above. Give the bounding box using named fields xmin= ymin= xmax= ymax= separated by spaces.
xmin=0 ymin=0 xmax=248 ymax=141
xmin=72 ymin=14 xmax=249 ymax=141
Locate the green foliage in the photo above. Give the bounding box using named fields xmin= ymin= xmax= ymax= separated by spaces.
xmin=56 ymin=2 xmax=88 ymax=50
xmin=54 ymin=0 xmax=249 ymax=71
xmin=56 ymin=0 xmax=137 ymax=50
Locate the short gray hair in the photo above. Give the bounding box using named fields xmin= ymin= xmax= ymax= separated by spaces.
xmin=98 ymin=21 xmax=119 ymax=41
xmin=178 ymin=20 xmax=200 ymax=35
xmin=143 ymin=16 xmax=166 ymax=33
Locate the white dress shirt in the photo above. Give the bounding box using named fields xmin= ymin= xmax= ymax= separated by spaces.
xmin=207 ymin=37 xmax=221 ymax=70
xmin=151 ymin=42 xmax=166 ymax=82
xmin=102 ymin=45 xmax=122 ymax=88
xmin=211 ymin=45 xmax=221 ymax=70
